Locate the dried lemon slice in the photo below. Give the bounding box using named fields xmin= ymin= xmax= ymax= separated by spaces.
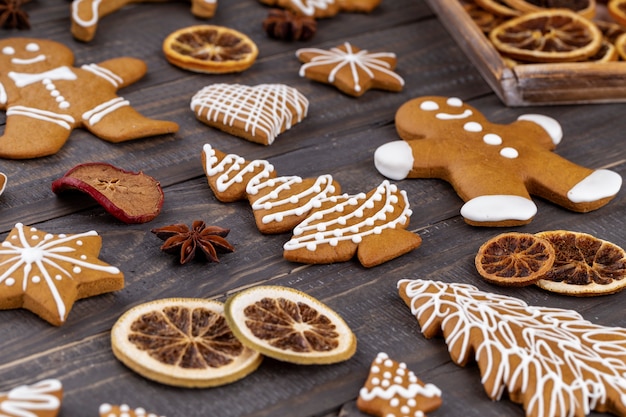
xmin=489 ymin=9 xmax=603 ymax=62
xmin=163 ymin=25 xmax=258 ymax=74
xmin=534 ymin=230 xmax=626 ymax=296
xmin=616 ymin=32 xmax=626 ymax=59
xmin=111 ymin=298 xmax=262 ymax=387
xmin=609 ymin=0 xmax=626 ymax=26
xmin=475 ymin=0 xmax=521 ymax=17
xmin=225 ymin=285 xmax=357 ymax=365
xmin=475 ymin=232 xmax=556 ymax=286
xmin=502 ymin=0 xmax=596 ymax=19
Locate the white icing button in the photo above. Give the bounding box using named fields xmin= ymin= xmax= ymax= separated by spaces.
xmin=464 ymin=121 xmax=482 ymax=132
xmin=447 ymin=97 xmax=463 ymax=107
xmin=567 ymin=169 xmax=622 ymax=203
xmin=483 ymin=133 xmax=502 ymax=145
xmin=5 ymin=277 xmax=15 ymax=286
xmin=420 ymin=100 xmax=439 ymax=111
xmin=500 ymin=147 xmax=519 ymax=159
xmin=32 ymin=276 xmax=41 ymax=283
xmin=460 ymin=195 xmax=537 ymax=223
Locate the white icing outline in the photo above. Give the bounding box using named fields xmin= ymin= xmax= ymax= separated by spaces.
xmin=82 ymin=97 xmax=129 ymax=125
xmin=289 ymin=0 xmax=335 ymax=15
xmin=0 ymin=379 xmax=62 ymax=416
xmin=72 ymin=0 xmax=102 ymax=27
xmin=81 ymin=63 xmax=123 ymax=87
xmin=6 ymin=106 xmax=75 ymax=130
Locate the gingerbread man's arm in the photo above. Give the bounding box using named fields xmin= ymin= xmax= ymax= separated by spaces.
xmin=88 ymin=57 xmax=147 ymax=89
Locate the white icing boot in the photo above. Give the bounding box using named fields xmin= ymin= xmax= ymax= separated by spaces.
xmin=567 ymin=169 xmax=622 ymax=203
xmin=460 ymin=195 xmax=537 ymax=224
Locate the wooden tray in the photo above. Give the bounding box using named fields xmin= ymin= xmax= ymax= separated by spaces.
xmin=425 ymin=0 xmax=626 ymax=106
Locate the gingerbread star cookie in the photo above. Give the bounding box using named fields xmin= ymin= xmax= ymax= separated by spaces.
xmin=71 ymin=0 xmax=217 ymax=42
xmin=99 ymin=403 xmax=164 ymax=417
xmin=0 ymin=379 xmax=63 ymax=417
xmin=0 ymin=38 xmax=178 ymax=159
xmin=0 ymin=172 xmax=6 ymax=196
xmin=357 ymin=352 xmax=442 ymax=417
xmin=191 ymin=83 xmax=309 ymax=145
xmin=375 ymin=96 xmax=622 ymax=226
xmin=296 ymin=42 xmax=404 ymax=97
xmin=399 ymin=278 xmax=626 ymax=417
xmin=0 ymin=223 xmax=124 ymax=325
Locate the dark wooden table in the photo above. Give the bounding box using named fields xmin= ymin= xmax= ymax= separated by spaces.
xmin=1 ymin=1 xmax=625 ymax=416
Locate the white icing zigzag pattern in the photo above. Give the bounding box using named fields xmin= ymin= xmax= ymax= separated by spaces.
xmin=192 ymin=84 xmax=309 ymax=145
xmin=0 ymin=379 xmax=62 ymax=417
xmin=399 ymin=279 xmax=626 ymax=417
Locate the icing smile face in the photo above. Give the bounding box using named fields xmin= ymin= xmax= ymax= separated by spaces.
xmin=0 ymin=38 xmax=74 ymax=73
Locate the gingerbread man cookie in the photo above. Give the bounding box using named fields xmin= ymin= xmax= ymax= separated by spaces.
xmin=375 ymin=96 xmax=622 ymax=226
xmin=0 ymin=379 xmax=63 ymax=417
xmin=71 ymin=0 xmax=217 ymax=42
xmin=259 ymin=0 xmax=380 ymax=18
xmin=0 ymin=172 xmax=6 ymax=196
xmin=0 ymin=37 xmax=179 ymax=159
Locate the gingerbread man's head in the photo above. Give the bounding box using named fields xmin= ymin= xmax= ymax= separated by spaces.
xmin=0 ymin=38 xmax=74 ymax=75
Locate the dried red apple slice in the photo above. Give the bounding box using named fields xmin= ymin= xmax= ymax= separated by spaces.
xmin=51 ymin=162 xmax=164 ymax=224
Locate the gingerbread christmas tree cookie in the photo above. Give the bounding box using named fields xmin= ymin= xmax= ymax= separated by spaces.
xmin=399 ymin=279 xmax=626 ymax=417
xmin=202 ymin=144 xmax=421 ymax=266
xmin=357 ymin=352 xmax=442 ymax=417
xmin=375 ymin=96 xmax=622 ymax=226
xmin=0 ymin=37 xmax=178 ymax=159
xmin=0 ymin=223 xmax=124 ymax=325
xmin=296 ymin=42 xmax=404 ymax=97
xmin=0 ymin=379 xmax=63 ymax=417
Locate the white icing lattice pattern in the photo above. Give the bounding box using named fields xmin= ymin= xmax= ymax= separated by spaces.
xmin=192 ymin=84 xmax=309 ymax=144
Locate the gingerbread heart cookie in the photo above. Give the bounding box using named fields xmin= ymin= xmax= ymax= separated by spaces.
xmin=399 ymin=278 xmax=626 ymax=417
xmin=375 ymin=96 xmax=622 ymax=226
xmin=0 ymin=379 xmax=63 ymax=417
xmin=296 ymin=42 xmax=404 ymax=97
xmin=0 ymin=37 xmax=179 ymax=159
xmin=71 ymin=0 xmax=217 ymax=42
xmin=191 ymin=83 xmax=309 ymax=145
xmin=0 ymin=223 xmax=124 ymax=325
xmin=357 ymin=352 xmax=442 ymax=417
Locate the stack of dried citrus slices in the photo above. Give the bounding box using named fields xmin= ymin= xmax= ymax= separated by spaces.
xmin=475 ymin=230 xmax=626 ymax=296
xmin=462 ymin=0 xmax=626 ymax=64
xmin=110 ymin=286 xmax=356 ymax=388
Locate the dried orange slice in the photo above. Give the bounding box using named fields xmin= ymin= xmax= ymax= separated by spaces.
xmin=587 ymin=38 xmax=619 ymax=61
xmin=163 ymin=25 xmax=258 ymax=74
xmin=594 ymin=19 xmax=626 ymax=43
xmin=534 ymin=230 xmax=626 ymax=296
xmin=224 ymin=285 xmax=356 ymax=365
xmin=475 ymin=232 xmax=556 ymax=286
xmin=489 ymin=9 xmax=603 ymax=62
xmin=111 ymin=298 xmax=262 ymax=387
xmin=462 ymin=0 xmax=507 ymax=32
xmin=502 ymin=0 xmax=596 ymax=19
xmin=475 ymin=0 xmax=522 ymax=17
xmin=616 ymin=32 xmax=626 ymax=59
xmin=609 ymin=0 xmax=626 ymax=26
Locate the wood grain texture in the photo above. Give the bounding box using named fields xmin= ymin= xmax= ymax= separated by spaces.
xmin=0 ymin=1 xmax=625 ymax=416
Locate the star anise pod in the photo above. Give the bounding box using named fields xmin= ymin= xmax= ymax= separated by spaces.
xmin=151 ymin=220 xmax=234 ymax=264
xmin=262 ymin=9 xmax=316 ymax=42
xmin=0 ymin=0 xmax=31 ymax=30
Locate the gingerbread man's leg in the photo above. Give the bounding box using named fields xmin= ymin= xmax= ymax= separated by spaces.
xmin=0 ymin=106 xmax=75 ymax=159
xmin=375 ymin=140 xmax=538 ymax=226
xmin=81 ymin=98 xmax=179 ymax=143
xmin=191 ymin=0 xmax=217 ymax=18
xmin=524 ymin=152 xmax=622 ymax=213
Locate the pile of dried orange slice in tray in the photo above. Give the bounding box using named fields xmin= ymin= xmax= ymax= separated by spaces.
xmin=462 ymin=0 xmax=626 ymax=64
